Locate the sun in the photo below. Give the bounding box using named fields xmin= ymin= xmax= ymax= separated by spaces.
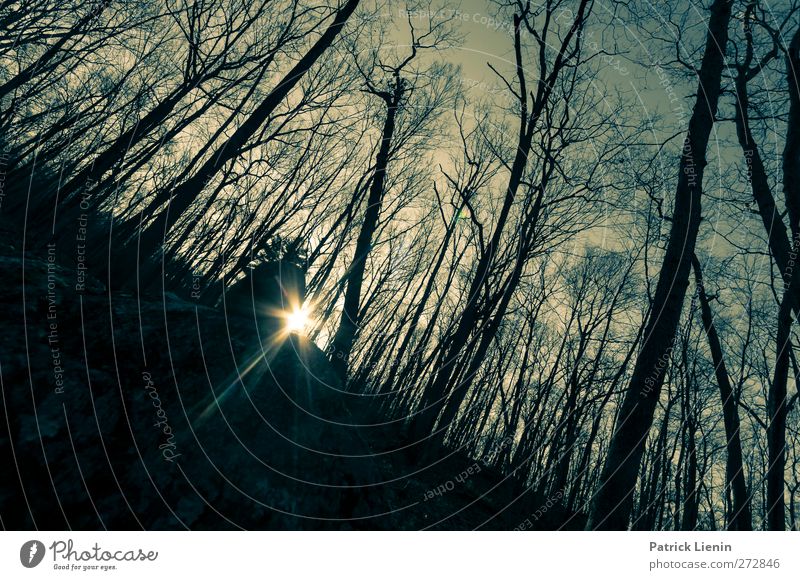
xmin=284 ymin=304 xmax=311 ymax=335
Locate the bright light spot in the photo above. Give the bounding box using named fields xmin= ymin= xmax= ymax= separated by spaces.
xmin=285 ymin=304 xmax=311 ymax=335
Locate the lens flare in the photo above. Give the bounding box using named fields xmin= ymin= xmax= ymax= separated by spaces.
xmin=285 ymin=304 xmax=311 ymax=335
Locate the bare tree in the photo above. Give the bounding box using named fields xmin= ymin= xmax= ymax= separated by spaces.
xmin=329 ymin=3 xmax=457 ymax=379
xmin=587 ymin=0 xmax=733 ymax=530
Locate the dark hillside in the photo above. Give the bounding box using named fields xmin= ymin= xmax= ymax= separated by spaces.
xmin=0 ymin=250 xmax=581 ymax=530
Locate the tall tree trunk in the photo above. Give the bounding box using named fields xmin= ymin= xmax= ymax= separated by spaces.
xmin=692 ymin=255 xmax=752 ymax=529
xmin=731 ymin=22 xmax=800 ymax=531
xmin=768 ymin=286 xmax=794 ymax=530
xmin=586 ymin=0 xmax=732 ymax=530
xmin=550 ymin=371 xmax=580 ymax=497
xmin=733 ymin=74 xmax=792 ymax=274
xmin=330 ymin=89 xmax=400 ymax=380
xmin=765 ymin=25 xmax=800 ymax=532
xmin=681 ymin=386 xmax=699 ymax=530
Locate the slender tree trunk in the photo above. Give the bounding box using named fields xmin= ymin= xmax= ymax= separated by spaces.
xmin=681 ymin=396 xmax=699 ymax=530
xmin=427 ymin=233 xmax=533 ymax=444
xmin=731 ymin=24 xmax=800 ymax=531
xmin=586 ymin=0 xmax=732 ymax=530
xmin=551 ymin=373 xmax=580 ymax=496
xmin=692 ymin=255 xmax=752 ymax=529
xmin=765 ymin=26 xmax=800 ymax=532
xmin=767 ymin=278 xmax=795 ymax=530
xmin=381 ymin=206 xmax=462 ymax=393
xmin=408 ymin=1 xmax=592 ymax=442
xmin=733 ymin=76 xmax=792 ymax=274
xmin=330 ymin=92 xmax=400 ymax=380
xmin=410 ymin=122 xmax=535 ymax=441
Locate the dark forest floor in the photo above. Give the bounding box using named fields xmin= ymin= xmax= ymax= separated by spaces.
xmin=0 ymin=243 xmax=585 ymax=530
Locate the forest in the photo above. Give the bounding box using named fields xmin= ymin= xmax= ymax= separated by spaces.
xmin=0 ymin=0 xmax=799 ymax=531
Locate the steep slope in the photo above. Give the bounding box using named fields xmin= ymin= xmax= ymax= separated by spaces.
xmin=0 ymin=251 xmax=583 ymax=530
